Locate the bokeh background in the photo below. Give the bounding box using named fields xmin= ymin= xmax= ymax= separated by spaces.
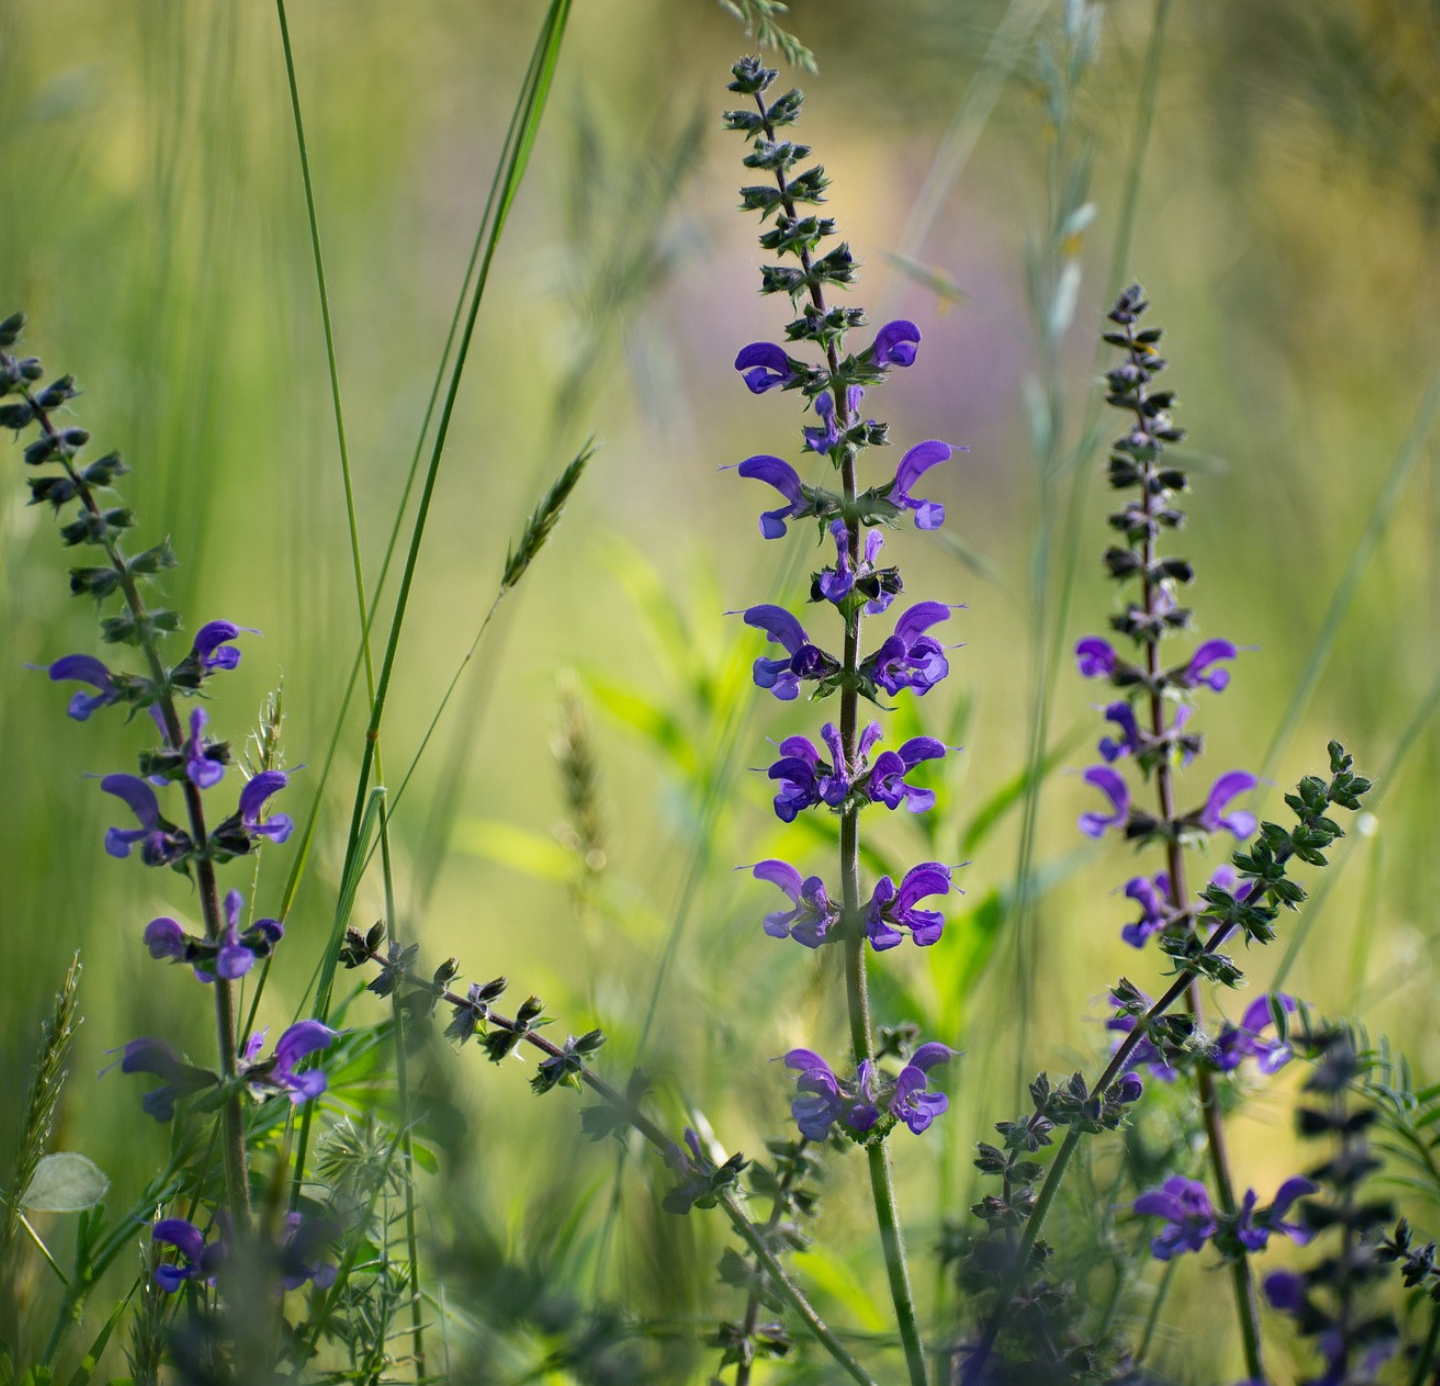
xmin=2 ymin=0 xmax=1439 ymax=1378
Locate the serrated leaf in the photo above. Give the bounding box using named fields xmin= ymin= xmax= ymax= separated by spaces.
xmin=20 ymin=1153 xmax=109 ymax=1212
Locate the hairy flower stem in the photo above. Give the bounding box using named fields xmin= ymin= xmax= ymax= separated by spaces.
xmin=750 ymin=83 xmax=928 ymax=1386
xmin=17 ymin=382 xmax=252 ymax=1230
xmin=1131 ymin=363 xmax=1265 ymax=1379
xmin=732 ymin=1138 xmax=809 ymax=1386
xmin=350 ymin=944 xmax=878 ymax=1386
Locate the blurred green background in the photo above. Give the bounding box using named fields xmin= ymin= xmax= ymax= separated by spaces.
xmin=2 ymin=0 xmax=1439 ymax=1378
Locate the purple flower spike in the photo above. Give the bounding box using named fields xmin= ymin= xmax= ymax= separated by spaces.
xmin=1134 ymin=1176 xmax=1218 ymax=1260
xmin=239 ymin=770 xmax=294 ymax=844
xmin=101 ymin=774 xmax=191 ymax=867
xmin=734 ymin=341 xmax=796 ymax=394
xmin=864 ymin=601 xmax=955 ymax=696
xmin=736 ymin=455 xmax=806 ymax=538
xmin=866 ymin=862 xmax=950 ymax=950
xmin=1196 ymin=770 xmax=1258 ymax=838
xmin=184 ymin=707 xmax=224 ymax=790
xmin=44 ymin=654 xmax=122 ymax=721
xmin=752 ymin=860 xmax=841 ymax=947
xmin=1075 ymin=637 xmax=1118 ymax=679
xmin=192 ymin=621 xmax=249 ymax=672
xmin=1099 ymin=701 xmax=1142 ymax=763
xmin=1176 ymin=639 xmax=1238 ymax=693
xmin=1078 ymin=766 xmax=1130 ymax=838
xmin=1235 ymin=1176 xmax=1318 ymax=1252
xmin=152 ymin=1217 xmax=228 ymax=1292
xmin=1121 ymin=871 xmax=1172 ymax=948
xmin=1215 ymin=993 xmax=1297 ymax=1074
xmin=144 ymin=916 xmax=186 ymax=962
xmin=865 ymin=736 xmax=946 ymax=812
xmin=886 ymin=439 xmax=955 ymax=530
xmin=890 ymin=1043 xmax=955 ymax=1134
xmin=872 ymin=319 xmax=921 ymax=368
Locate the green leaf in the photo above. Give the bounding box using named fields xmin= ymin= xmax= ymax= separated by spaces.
xmin=451 ymin=818 xmax=573 ymax=882
xmin=20 ymin=1153 xmax=109 ymax=1212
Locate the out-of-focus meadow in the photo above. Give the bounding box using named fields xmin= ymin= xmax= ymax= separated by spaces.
xmin=3 ymin=0 xmax=1440 ymax=1377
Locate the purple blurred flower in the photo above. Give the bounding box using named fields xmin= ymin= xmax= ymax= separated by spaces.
xmin=1235 ymin=1176 xmax=1316 ymax=1252
xmin=783 ymin=1049 xmax=879 ymax=1140
xmin=242 ymin=1020 xmax=337 ymax=1103
xmin=144 ymin=916 xmax=186 ymax=962
xmin=1262 ymin=1269 xmax=1307 ymax=1314
xmin=1195 ymin=771 xmax=1258 ymax=838
xmin=866 ymin=863 xmax=950 ymax=950
xmin=1075 ymin=637 xmax=1117 ymax=679
xmin=1215 ymin=994 xmax=1297 ymax=1074
xmin=41 ymin=654 xmax=122 ymax=721
xmin=744 ymin=605 xmax=837 ymax=700
xmin=1078 ymin=766 xmax=1130 ymax=838
xmin=1173 ymin=639 xmax=1238 ymax=693
xmin=280 ymin=1212 xmax=338 ymax=1291
xmin=863 ymin=601 xmax=955 ymax=697
xmin=183 ymin=706 xmax=224 ymax=790
xmin=1108 ymin=990 xmax=1178 ymax=1083
xmin=883 ymin=440 xmax=954 ymax=530
xmin=1121 ymin=871 xmax=1172 ymax=948
xmin=113 ymin=1037 xmax=216 ymax=1121
xmin=192 ymin=621 xmax=248 ymax=673
xmin=1099 ymin=701 xmax=1142 ymax=763
xmin=734 ymin=341 xmax=796 ymax=394
xmin=752 ymin=861 xmax=841 ymax=948
xmin=101 ymin=775 xmax=191 ymax=867
xmin=890 ymin=1043 xmax=954 ymax=1134
xmin=152 ymin=1217 xmax=228 ymax=1292
xmin=872 ymin=319 xmax=921 ymax=368
xmin=864 ymin=736 xmax=946 ymax=812
xmin=735 ymin=455 xmax=807 ymax=539
xmin=1135 ymin=1176 xmax=1218 ymax=1260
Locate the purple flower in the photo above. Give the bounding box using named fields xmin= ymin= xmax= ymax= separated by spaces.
xmin=803 ymin=386 xmax=864 ymax=454
xmin=816 ymin=523 xmax=899 ymax=614
xmin=1075 ymin=637 xmax=1118 ymax=679
xmin=1107 ymin=990 xmax=1177 ymax=1083
xmin=1078 ymin=766 xmax=1130 ymax=838
xmin=279 ymin=1212 xmax=338 ymax=1291
xmin=864 ymin=736 xmax=946 ymax=812
xmin=239 ymin=771 xmax=294 ymax=845
xmin=1134 ymin=1176 xmax=1218 ymax=1260
xmin=1235 ymin=1176 xmax=1316 ymax=1252
xmin=184 ymin=706 xmax=224 ymax=790
xmin=782 ymin=1049 xmax=879 ymax=1140
xmin=736 ymin=455 xmax=807 ymax=539
xmin=192 ymin=621 xmax=247 ymax=673
xmin=767 ymin=724 xmax=852 ymax=821
xmin=1115 ymin=1072 xmax=1144 ymax=1104
xmin=1195 ymin=771 xmax=1257 ymax=838
xmin=743 ymin=605 xmax=837 ymax=700
xmin=734 ymin=341 xmax=796 ymax=394
xmin=884 ymin=440 xmax=954 ymax=530
xmin=242 ymin=1020 xmax=337 ymax=1103
xmin=113 ymin=1038 xmax=216 ymax=1121
xmin=752 ymin=860 xmax=841 ymax=948
xmin=1121 ymin=871 xmax=1172 ymax=948
xmin=1098 ymin=701 xmax=1142 ymax=762
xmin=152 ymin=1217 xmax=228 ymax=1292
xmin=866 ymin=863 xmax=950 ymax=950
xmin=1262 ymin=1269 xmax=1307 ymax=1314
xmin=41 ymin=654 xmax=122 ymax=721
xmin=206 ymin=890 xmax=256 ymax=983
xmin=863 ymin=601 xmax=955 ymax=697
xmin=872 ymin=319 xmax=921 ymax=368
xmin=1173 ymin=639 xmax=1238 ymax=693
xmin=101 ymin=775 xmax=192 ymax=867
xmin=817 ymin=520 xmax=858 ymax=602
xmin=143 ymin=916 xmax=186 ymax=962
xmin=890 ymin=1043 xmax=954 ymax=1134
xmin=1215 ymin=994 xmax=1297 ymax=1074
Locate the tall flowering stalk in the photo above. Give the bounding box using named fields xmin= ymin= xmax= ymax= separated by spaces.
xmin=724 ymin=57 xmax=962 ymax=1386
xmin=0 ymin=317 xmax=331 ymax=1265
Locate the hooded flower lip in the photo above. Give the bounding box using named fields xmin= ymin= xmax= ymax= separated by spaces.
xmin=1121 ymin=871 xmax=1172 ymax=948
xmin=1172 ymin=639 xmax=1238 ymax=692
xmin=865 ymin=736 xmax=946 ymax=812
xmin=862 ymin=601 xmax=956 ymax=697
xmin=1135 ymin=1176 xmax=1218 ymax=1260
xmin=890 ymin=1043 xmax=955 ymax=1134
xmin=113 ymin=1037 xmax=216 ymax=1121
xmin=242 ymin=1020 xmax=337 ymax=1103
xmin=751 ymin=860 xmax=840 ymax=948
xmin=192 ymin=621 xmax=250 ymax=672
xmin=1078 ymin=765 xmax=1130 ymax=838
xmin=101 ymin=774 xmax=192 ymax=867
xmin=184 ymin=706 xmax=224 ymax=790
xmin=238 ymin=770 xmax=294 ymax=844
xmin=1075 ymin=637 xmax=1118 ymax=679
xmin=1234 ymin=1176 xmax=1317 ymax=1252
xmin=866 ymin=862 xmax=951 ymax=950
xmin=734 ymin=341 xmax=796 ymax=394
xmin=767 ymin=727 xmax=847 ymax=821
xmin=783 ymin=1050 xmax=882 ymax=1139
xmin=884 ymin=439 xmax=958 ymax=531
xmin=152 ymin=1217 xmax=228 ymax=1292
xmin=1098 ymin=701 xmax=1142 ymax=763
xmin=1215 ymin=994 xmax=1297 ymax=1074
xmin=742 ymin=605 xmax=837 ymax=700
xmin=871 ymin=319 xmax=921 ymax=368
xmin=735 ymin=454 xmax=808 ymax=538
xmin=143 ymin=916 xmax=186 ymax=962
xmin=1194 ymin=770 xmax=1258 ymax=838
xmin=42 ymin=654 xmax=122 ymax=721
